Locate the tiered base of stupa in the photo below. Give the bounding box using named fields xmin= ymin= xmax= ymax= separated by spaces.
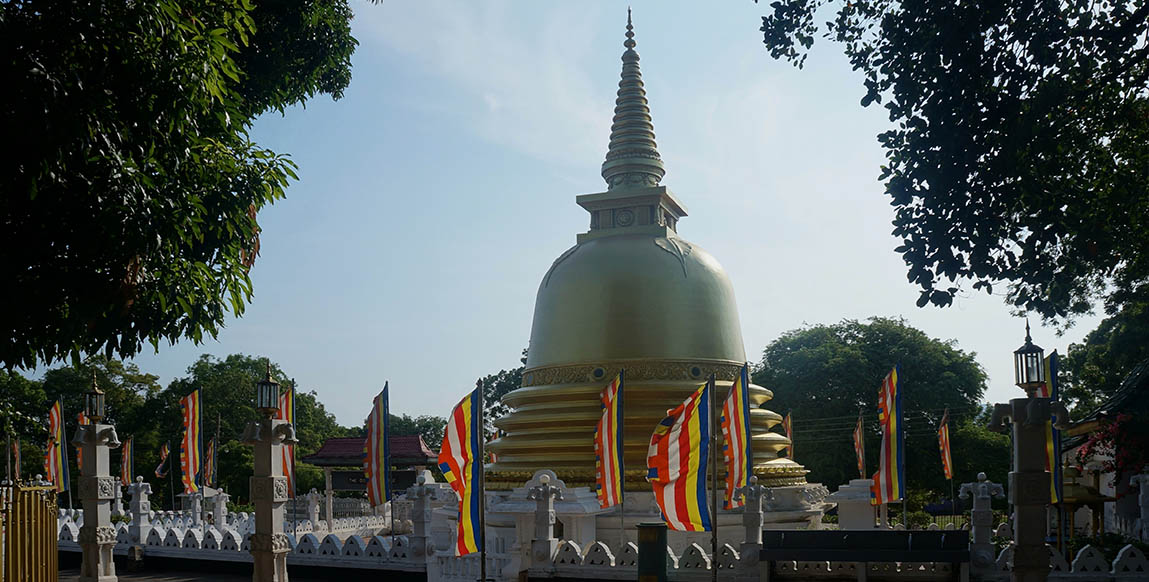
xmin=488 ymin=359 xmax=817 ymax=504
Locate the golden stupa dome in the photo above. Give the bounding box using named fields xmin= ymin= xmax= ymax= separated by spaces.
xmin=487 ymin=12 xmax=803 ymax=489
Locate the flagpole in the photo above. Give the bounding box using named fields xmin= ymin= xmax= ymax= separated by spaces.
xmin=385 ymin=383 xmax=396 ymax=549
xmin=708 ymin=373 xmax=718 ymax=582
xmin=476 ymin=379 xmax=487 ymax=582
xmin=168 ymin=447 xmax=175 ymax=510
xmin=618 ymin=369 xmax=626 ymax=549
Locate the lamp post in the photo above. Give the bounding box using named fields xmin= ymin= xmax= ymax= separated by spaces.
xmin=73 ymin=374 xmax=120 ymax=582
xmin=242 ymin=360 xmax=297 ymax=582
xmin=990 ymin=322 xmax=1069 ymax=582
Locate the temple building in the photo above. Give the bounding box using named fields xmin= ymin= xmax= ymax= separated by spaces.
xmin=487 ymin=12 xmax=828 ymax=532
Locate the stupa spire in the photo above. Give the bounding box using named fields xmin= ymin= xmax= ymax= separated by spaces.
xmin=601 ymin=9 xmax=666 ymax=190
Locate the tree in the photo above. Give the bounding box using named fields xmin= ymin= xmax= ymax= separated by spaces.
xmin=753 ymin=317 xmax=989 ymax=494
xmin=389 ymin=414 xmax=447 ymax=448
xmin=1060 ymin=300 xmax=1149 ymax=413
xmin=478 ymin=349 xmax=527 ymax=435
xmin=0 ymin=0 xmax=358 ymax=369
xmin=758 ymin=1 xmax=1149 ymax=322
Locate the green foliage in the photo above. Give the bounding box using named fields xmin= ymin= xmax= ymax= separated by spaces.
xmin=1061 ymin=300 xmax=1149 ymax=413
xmin=758 ymin=0 xmax=1149 ymax=322
xmin=904 ymin=511 xmax=933 ymax=530
xmin=389 ymin=414 xmax=447 ymax=448
xmin=478 ymin=349 xmax=527 ymax=434
xmin=0 ymin=369 xmax=47 ymax=440
xmin=754 ymin=317 xmax=990 ymax=493
xmin=0 ymin=0 xmax=357 ymax=369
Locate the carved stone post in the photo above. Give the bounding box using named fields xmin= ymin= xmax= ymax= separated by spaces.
xmin=960 ymin=472 xmax=1004 ymax=573
xmin=990 ymin=398 xmax=1069 ymax=582
xmin=127 ymin=477 xmax=152 ymax=542
xmin=734 ymin=476 xmax=770 ymax=580
xmin=214 ymin=489 xmax=231 ymax=529
xmin=242 ymin=415 xmax=298 ymax=581
xmin=306 ymin=488 xmax=321 ymax=527
xmin=407 ymin=475 xmax=435 ymax=560
xmin=526 ymin=474 xmax=563 ymax=568
xmin=111 ymin=482 xmax=125 ymax=518
xmin=188 ymin=491 xmax=203 ymax=528
xmin=73 ymin=421 xmax=121 ymax=582
xmin=1132 ymin=472 xmax=1149 ymax=543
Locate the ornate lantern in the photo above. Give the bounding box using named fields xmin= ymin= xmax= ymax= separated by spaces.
xmin=1013 ymin=320 xmax=1046 ymax=395
xmin=85 ymin=373 xmax=106 ymax=422
xmin=255 ymin=360 xmax=281 ymax=418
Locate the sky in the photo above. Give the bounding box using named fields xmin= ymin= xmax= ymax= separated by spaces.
xmin=115 ymin=1 xmax=1101 ymax=427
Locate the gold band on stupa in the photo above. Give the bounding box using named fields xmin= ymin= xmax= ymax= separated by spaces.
xmin=487 ymin=11 xmax=803 ymax=490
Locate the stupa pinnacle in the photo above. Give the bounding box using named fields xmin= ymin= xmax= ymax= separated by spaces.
xmin=488 ymin=12 xmax=805 ymax=491
xmin=601 ymin=9 xmax=666 ymax=190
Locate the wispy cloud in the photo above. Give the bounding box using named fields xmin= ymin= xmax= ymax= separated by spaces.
xmin=355 ymin=2 xmax=613 ymax=168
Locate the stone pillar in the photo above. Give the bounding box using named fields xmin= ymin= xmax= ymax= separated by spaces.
xmin=111 ymin=482 xmax=125 ymax=518
xmin=407 ymin=475 xmax=435 ymax=560
xmin=214 ymin=489 xmax=231 ymax=529
xmin=960 ymin=472 xmax=1004 ymax=574
xmin=242 ymin=415 xmax=298 ymax=582
xmin=1133 ymin=472 xmax=1149 ymax=542
xmin=526 ymin=474 xmax=563 ymax=569
xmin=826 ymin=479 xmax=876 ymax=529
xmin=990 ymin=397 xmax=1069 ymax=582
xmin=127 ymin=477 xmax=152 ymax=543
xmin=306 ymin=488 xmax=321 ymax=527
xmin=188 ymin=491 xmax=203 ymax=528
xmin=323 ymin=467 xmax=334 ymax=530
xmin=734 ymin=476 xmax=769 ymax=580
xmin=73 ymin=421 xmax=121 ymax=582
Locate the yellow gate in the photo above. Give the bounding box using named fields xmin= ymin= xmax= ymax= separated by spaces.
xmin=1 ymin=483 xmax=58 ymax=582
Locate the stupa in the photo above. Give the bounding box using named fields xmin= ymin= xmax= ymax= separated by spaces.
xmin=489 ymin=13 xmax=807 ymax=494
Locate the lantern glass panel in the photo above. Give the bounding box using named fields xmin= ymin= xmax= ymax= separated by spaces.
xmin=85 ymin=390 xmax=105 ymax=421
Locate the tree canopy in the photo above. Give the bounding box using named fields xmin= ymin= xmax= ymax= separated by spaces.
xmin=753 ymin=317 xmax=997 ymax=494
xmin=1060 ymin=300 xmax=1149 ymax=413
xmin=759 ymin=0 xmax=1149 ymax=322
xmin=0 ymin=0 xmax=357 ymax=369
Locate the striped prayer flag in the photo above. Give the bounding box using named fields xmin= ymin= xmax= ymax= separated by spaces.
xmin=782 ymin=412 xmax=794 ymax=459
xmin=12 ymin=438 xmax=21 ymax=481
xmin=871 ymin=367 xmax=905 ymax=505
xmin=120 ymin=437 xmax=134 ymax=486
xmin=155 ymin=443 xmax=171 ymax=478
xmin=202 ymin=439 xmax=217 ymax=488
xmin=1044 ymin=352 xmax=1063 ymax=504
xmin=938 ymin=409 xmax=953 ymax=480
xmin=44 ymin=400 xmax=69 ymax=492
xmin=438 ymin=387 xmax=483 ymax=556
xmin=594 ymin=371 xmax=625 ymax=509
xmin=853 ymin=413 xmax=866 ymax=479
xmin=75 ymin=412 xmax=89 ymax=473
xmin=364 ymin=384 xmax=392 ymax=507
xmin=277 ymin=387 xmax=296 ymax=497
xmin=646 ymin=381 xmax=712 ymax=532
xmin=721 ymin=364 xmax=753 ymax=509
xmin=179 ymin=390 xmax=203 ymax=494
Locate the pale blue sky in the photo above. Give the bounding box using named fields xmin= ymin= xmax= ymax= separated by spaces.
xmin=119 ymin=1 xmax=1100 ymax=426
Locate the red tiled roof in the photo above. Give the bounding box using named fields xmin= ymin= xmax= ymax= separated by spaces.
xmin=300 ymin=435 xmax=437 ymax=467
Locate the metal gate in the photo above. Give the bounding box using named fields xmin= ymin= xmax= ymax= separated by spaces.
xmin=1 ymin=483 xmax=58 ymax=582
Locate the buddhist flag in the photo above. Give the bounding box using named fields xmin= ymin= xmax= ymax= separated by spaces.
xmin=595 ymin=372 xmax=625 ymax=509
xmin=203 ymin=439 xmax=217 ymax=488
xmin=277 ymin=387 xmax=296 ymax=497
xmin=721 ymin=364 xmax=753 ymax=509
xmin=13 ymin=439 xmax=21 ymax=481
xmin=364 ymin=384 xmax=392 ymax=507
xmin=179 ymin=390 xmax=203 ymax=494
xmin=1044 ymin=352 xmax=1063 ymax=504
xmin=438 ymin=387 xmax=483 ymax=556
xmin=782 ymin=412 xmax=794 ymax=459
xmin=75 ymin=412 xmax=89 ymax=473
xmin=647 ymin=381 xmax=712 ymax=532
xmin=853 ymin=413 xmax=866 ymax=479
xmin=938 ymin=409 xmax=953 ymax=480
xmin=44 ymin=400 xmax=69 ymax=492
xmin=871 ymin=367 xmax=905 ymax=505
xmin=120 ymin=437 xmax=134 ymax=486
xmin=154 ymin=443 xmax=171 ymax=478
